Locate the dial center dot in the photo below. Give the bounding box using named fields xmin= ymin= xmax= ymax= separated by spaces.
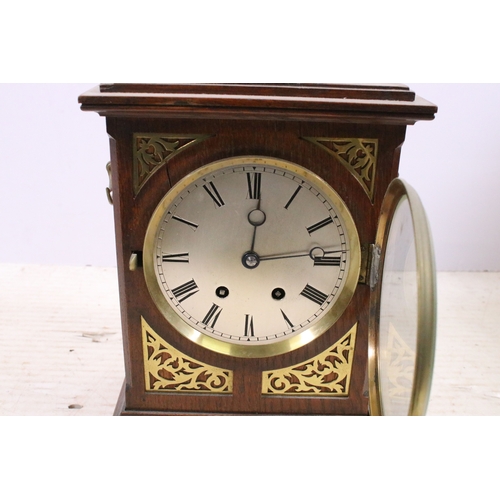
xmin=242 ymin=251 xmax=260 ymax=269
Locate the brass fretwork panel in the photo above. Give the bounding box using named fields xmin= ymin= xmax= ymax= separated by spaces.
xmin=262 ymin=323 xmax=357 ymax=396
xmin=133 ymin=134 xmax=211 ymax=195
xmin=141 ymin=317 xmax=233 ymax=393
xmin=303 ymin=137 xmax=378 ymax=202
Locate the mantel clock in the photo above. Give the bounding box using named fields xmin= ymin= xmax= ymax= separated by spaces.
xmin=79 ymin=83 xmax=437 ymax=416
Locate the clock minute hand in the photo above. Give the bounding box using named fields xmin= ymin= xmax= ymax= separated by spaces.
xmin=259 ymin=246 xmax=344 ymax=262
xmin=259 ymin=251 xmax=310 ymax=262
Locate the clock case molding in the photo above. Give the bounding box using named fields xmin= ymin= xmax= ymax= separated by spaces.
xmin=79 ymin=84 xmax=437 ymax=416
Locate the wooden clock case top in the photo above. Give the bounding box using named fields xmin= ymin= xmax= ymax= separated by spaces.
xmin=79 ymin=84 xmax=436 ymax=415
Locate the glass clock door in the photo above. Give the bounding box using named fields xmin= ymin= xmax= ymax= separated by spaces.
xmin=369 ymin=179 xmax=437 ymax=416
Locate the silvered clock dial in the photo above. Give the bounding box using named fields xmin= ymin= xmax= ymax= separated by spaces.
xmin=144 ymin=156 xmax=361 ymax=357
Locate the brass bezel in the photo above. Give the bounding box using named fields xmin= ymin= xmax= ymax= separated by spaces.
xmin=368 ymin=178 xmax=437 ymax=415
xmin=143 ymin=156 xmax=361 ymax=358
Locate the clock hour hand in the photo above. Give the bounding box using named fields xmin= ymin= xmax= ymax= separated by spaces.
xmin=242 ymin=199 xmax=267 ymax=269
xmin=247 ymin=198 xmax=266 ymax=252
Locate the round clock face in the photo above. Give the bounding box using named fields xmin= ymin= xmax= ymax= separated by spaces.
xmin=143 ymin=157 xmax=360 ymax=357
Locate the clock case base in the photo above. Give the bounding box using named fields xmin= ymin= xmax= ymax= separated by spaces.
xmin=79 ymin=84 xmax=437 ymax=416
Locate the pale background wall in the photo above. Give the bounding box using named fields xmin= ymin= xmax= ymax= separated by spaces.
xmin=401 ymin=84 xmax=500 ymax=272
xmin=1 ymin=83 xmax=499 ymax=271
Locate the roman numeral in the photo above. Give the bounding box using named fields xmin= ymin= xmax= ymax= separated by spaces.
xmin=284 ymin=185 xmax=302 ymax=209
xmin=300 ymin=284 xmax=328 ymax=306
xmin=202 ymin=303 xmax=222 ymax=328
xmin=246 ymin=172 xmax=261 ymax=199
xmin=171 ymin=279 xmax=199 ymax=303
xmin=162 ymin=252 xmax=189 ymax=263
xmin=244 ymin=314 xmax=255 ymax=338
xmin=306 ymin=217 xmax=333 ymax=235
xmin=172 ymin=215 xmax=198 ymax=230
xmin=281 ymin=310 xmax=294 ymax=329
xmin=313 ymin=256 xmax=342 ymax=266
xmin=203 ymin=181 xmax=225 ymax=207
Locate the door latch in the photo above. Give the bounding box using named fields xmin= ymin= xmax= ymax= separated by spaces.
xmin=359 ymin=244 xmax=381 ymax=290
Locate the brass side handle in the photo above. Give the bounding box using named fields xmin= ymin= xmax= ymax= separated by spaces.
xmin=106 ymin=161 xmax=113 ymax=205
xmin=358 ymin=243 xmax=380 ymax=289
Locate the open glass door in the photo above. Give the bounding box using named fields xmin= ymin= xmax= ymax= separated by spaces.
xmin=369 ymin=179 xmax=437 ymax=416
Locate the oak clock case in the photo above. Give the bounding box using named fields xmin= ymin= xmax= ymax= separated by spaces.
xmin=78 ymin=83 xmax=438 ymax=416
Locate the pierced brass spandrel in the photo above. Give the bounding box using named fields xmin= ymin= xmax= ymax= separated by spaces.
xmin=262 ymin=323 xmax=357 ymax=396
xmin=133 ymin=134 xmax=211 ymax=196
xmin=303 ymin=137 xmax=378 ymax=202
xmin=141 ymin=317 xmax=233 ymax=393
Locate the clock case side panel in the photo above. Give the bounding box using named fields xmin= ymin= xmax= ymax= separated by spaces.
xmin=107 ymin=115 xmax=408 ymax=415
xmin=106 ymin=132 xmax=134 ymax=398
xmin=105 ymin=121 xmax=148 ymax=411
